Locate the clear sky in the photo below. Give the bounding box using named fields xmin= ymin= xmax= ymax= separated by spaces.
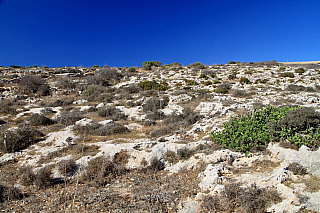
xmin=0 ymin=0 xmax=319 ymax=67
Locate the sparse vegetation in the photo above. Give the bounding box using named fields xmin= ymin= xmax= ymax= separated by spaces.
xmin=2 ymin=62 xmax=320 ymax=212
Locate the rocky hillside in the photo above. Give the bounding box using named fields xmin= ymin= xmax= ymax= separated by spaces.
xmin=1 ymin=61 xmax=320 ymax=212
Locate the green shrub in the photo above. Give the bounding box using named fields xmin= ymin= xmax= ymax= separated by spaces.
xmin=211 ymin=106 xmax=297 ymax=153
xmin=93 ymin=65 xmax=99 ymax=68
xmin=166 ymin=62 xmax=181 ymax=67
xmin=211 ymin=106 xmax=320 ymax=153
xmin=0 ymin=127 xmax=44 ymax=153
xmin=142 ymin=61 xmax=162 ymax=67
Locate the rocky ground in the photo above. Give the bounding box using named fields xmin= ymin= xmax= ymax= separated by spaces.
xmin=1 ymin=62 xmax=320 ymax=212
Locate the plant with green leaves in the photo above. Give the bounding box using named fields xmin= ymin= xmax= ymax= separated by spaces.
xmin=210 ymin=105 xmax=302 ymax=153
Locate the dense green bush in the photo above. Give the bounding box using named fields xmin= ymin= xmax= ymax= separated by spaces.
xmin=0 ymin=127 xmax=44 ymax=153
xmin=142 ymin=61 xmax=162 ymax=67
xmin=211 ymin=106 xmax=320 ymax=153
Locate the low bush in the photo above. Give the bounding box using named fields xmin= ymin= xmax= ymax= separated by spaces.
xmin=0 ymin=127 xmax=44 ymax=153
xmin=19 ymin=75 xmax=50 ymax=96
xmin=239 ymin=77 xmax=250 ymax=84
xmin=177 ymin=147 xmax=194 ymax=160
xmin=27 ymin=113 xmax=54 ymax=126
xmin=148 ymin=157 xmax=165 ymax=171
xmin=150 ymin=125 xmax=175 ymax=138
xmin=113 ymin=150 xmax=130 ymax=166
xmin=212 ymin=106 xmax=320 ymax=153
xmin=56 ymin=79 xmax=76 ymax=89
xmin=0 ymin=99 xmax=17 ymax=115
xmin=211 ymin=105 xmax=297 ymax=153
xmin=201 ymin=183 xmax=281 ymax=213
xmin=137 ymin=81 xmax=169 ymax=91
xmin=98 ymin=107 xmax=127 ymax=121
xmin=57 ymin=158 xmax=76 ymax=175
xmin=231 ymin=89 xmax=249 ymax=97
xmin=295 ymin=68 xmax=306 ymax=74
xmin=187 ymin=62 xmax=206 ymax=70
xmin=143 ymin=97 xmax=168 ymax=112
xmin=57 ymin=110 xmax=84 ymax=126
xmin=213 ymin=83 xmax=231 ymax=94
xmin=279 ymin=72 xmax=295 ymax=78
xmin=18 ymin=165 xmax=35 ymax=186
xmin=34 ymin=166 xmax=53 ymax=189
xmin=201 ymin=70 xmax=217 ymax=78
xmin=122 ymin=85 xmax=141 ymax=94
xmin=95 ymin=67 xmax=122 ymax=86
xmin=287 ymin=162 xmax=308 ymax=175
xmin=163 ymin=151 xmax=179 ymax=164
xmin=74 ymin=123 xmax=129 ymax=136
xmin=84 ymin=156 xmax=117 ymax=185
xmin=286 ymin=84 xmax=314 ymax=92
xmin=0 ymin=184 xmax=23 ymax=203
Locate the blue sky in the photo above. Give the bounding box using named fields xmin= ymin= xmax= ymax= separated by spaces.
xmin=0 ymin=0 xmax=319 ymax=67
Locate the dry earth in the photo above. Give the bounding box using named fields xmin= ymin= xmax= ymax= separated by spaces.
xmin=1 ymin=61 xmax=320 ymax=212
